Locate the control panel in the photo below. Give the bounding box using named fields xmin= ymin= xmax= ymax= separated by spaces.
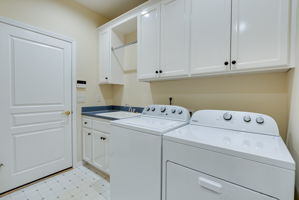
xmin=142 ymin=105 xmax=190 ymax=122
xmin=190 ymin=110 xmax=279 ymax=136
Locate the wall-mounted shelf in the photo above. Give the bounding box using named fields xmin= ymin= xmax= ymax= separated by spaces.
xmin=112 ymin=40 xmax=137 ymax=51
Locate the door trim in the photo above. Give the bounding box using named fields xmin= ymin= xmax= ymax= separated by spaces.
xmin=0 ymin=17 xmax=78 ymax=168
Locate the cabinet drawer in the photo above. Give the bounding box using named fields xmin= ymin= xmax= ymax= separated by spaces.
xmin=82 ymin=118 xmax=92 ymax=129
xmin=166 ymin=162 xmax=275 ymax=200
xmin=93 ymin=120 xmax=112 ymax=134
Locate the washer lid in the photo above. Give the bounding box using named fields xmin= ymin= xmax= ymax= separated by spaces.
xmin=164 ymin=125 xmax=295 ymax=170
xmin=111 ymin=116 xmax=188 ymax=135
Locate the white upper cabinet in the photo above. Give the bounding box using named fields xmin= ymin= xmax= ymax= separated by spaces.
xmin=99 ymin=29 xmax=111 ymax=84
xmin=99 ymin=28 xmax=124 ymax=85
xmin=138 ymin=4 xmax=161 ymax=80
xmin=190 ymin=0 xmax=232 ymax=75
xmin=230 ymin=0 xmax=290 ymax=71
xmin=160 ymin=0 xmax=189 ymax=78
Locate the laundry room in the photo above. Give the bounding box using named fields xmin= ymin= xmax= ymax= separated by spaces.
xmin=0 ymin=0 xmax=298 ymax=200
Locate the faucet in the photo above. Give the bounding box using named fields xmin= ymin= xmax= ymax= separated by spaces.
xmin=125 ymin=104 xmax=134 ymax=112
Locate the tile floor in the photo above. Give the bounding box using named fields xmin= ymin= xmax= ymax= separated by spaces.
xmin=0 ymin=165 xmax=110 ymax=200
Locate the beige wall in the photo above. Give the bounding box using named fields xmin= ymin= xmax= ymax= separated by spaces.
xmin=0 ymin=0 xmax=112 ymax=162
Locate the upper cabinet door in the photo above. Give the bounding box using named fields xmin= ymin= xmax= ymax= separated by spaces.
xmin=99 ymin=29 xmax=111 ymax=83
xmin=160 ymin=0 xmax=189 ymax=78
xmin=138 ymin=4 xmax=161 ymax=80
xmin=190 ymin=0 xmax=232 ymax=75
xmin=231 ymin=0 xmax=289 ymax=71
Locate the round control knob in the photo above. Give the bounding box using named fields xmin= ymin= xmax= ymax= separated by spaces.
xmin=171 ymin=109 xmax=176 ymax=114
xmin=256 ymin=117 xmax=264 ymax=124
xmin=151 ymin=107 xmax=156 ymax=112
xmin=223 ymin=112 xmax=232 ymax=121
xmin=243 ymin=115 xmax=251 ymax=123
xmin=160 ymin=107 xmax=166 ymax=113
xmin=178 ymin=109 xmax=183 ymax=115
xmin=146 ymin=107 xmax=150 ymax=112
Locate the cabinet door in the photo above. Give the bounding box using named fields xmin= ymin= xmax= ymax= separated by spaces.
xmin=190 ymin=0 xmax=231 ymax=75
xmin=83 ymin=129 xmax=92 ymax=163
xmin=231 ymin=0 xmax=289 ymax=70
xmin=92 ymin=130 xmax=108 ymax=171
xmin=99 ymin=29 xmax=111 ymax=83
xmin=138 ymin=4 xmax=160 ymax=80
xmin=160 ymin=0 xmax=189 ymax=78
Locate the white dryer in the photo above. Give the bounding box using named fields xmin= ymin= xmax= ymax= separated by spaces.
xmin=110 ymin=105 xmax=190 ymax=200
xmin=163 ymin=110 xmax=295 ymax=200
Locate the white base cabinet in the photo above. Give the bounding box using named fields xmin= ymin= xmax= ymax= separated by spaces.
xmin=82 ymin=117 xmax=111 ymax=174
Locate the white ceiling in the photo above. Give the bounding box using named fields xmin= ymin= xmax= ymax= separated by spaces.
xmin=74 ymin=0 xmax=148 ymax=19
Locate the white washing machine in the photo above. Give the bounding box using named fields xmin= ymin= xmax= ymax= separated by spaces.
xmin=110 ymin=105 xmax=190 ymax=200
xmin=163 ymin=110 xmax=295 ymax=200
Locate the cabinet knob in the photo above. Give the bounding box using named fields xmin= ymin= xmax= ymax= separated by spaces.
xmin=0 ymin=163 xmax=4 ymax=168
xmin=88 ymin=133 xmax=91 ymax=136
xmin=100 ymin=137 xmax=106 ymax=141
xmin=224 ymin=61 xmax=229 ymax=66
xmin=159 ymin=70 xmax=163 ymax=73
xmin=84 ymin=122 xmax=87 ymax=125
xmin=232 ymin=60 xmax=237 ymax=65
xmin=155 ymin=70 xmax=159 ymax=74
xmin=105 ymin=77 xmax=108 ymax=80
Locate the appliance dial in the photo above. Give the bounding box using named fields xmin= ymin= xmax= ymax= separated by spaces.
xmin=160 ymin=107 xmax=166 ymax=113
xmin=223 ymin=112 xmax=232 ymax=121
xmin=171 ymin=109 xmax=176 ymax=114
xmin=256 ymin=117 xmax=264 ymax=124
xmin=243 ymin=115 xmax=251 ymax=123
xmin=178 ymin=109 xmax=183 ymax=115
xmin=151 ymin=107 xmax=156 ymax=112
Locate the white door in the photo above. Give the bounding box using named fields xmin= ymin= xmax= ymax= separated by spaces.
xmin=138 ymin=4 xmax=161 ymax=80
xmin=99 ymin=29 xmax=111 ymax=83
xmin=160 ymin=0 xmax=189 ymax=78
xmin=231 ymin=0 xmax=289 ymax=70
xmin=92 ymin=131 xmax=108 ymax=172
xmin=83 ymin=129 xmax=92 ymax=163
xmin=190 ymin=0 xmax=231 ymax=75
xmin=0 ymin=21 xmax=73 ymax=193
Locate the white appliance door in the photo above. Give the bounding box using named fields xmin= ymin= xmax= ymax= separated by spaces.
xmin=110 ymin=126 xmax=162 ymax=200
xmin=0 ymin=21 xmax=72 ymax=193
xmin=165 ymin=162 xmax=275 ymax=200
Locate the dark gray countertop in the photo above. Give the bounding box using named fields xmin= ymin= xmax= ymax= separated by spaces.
xmin=81 ymin=105 xmax=143 ymax=120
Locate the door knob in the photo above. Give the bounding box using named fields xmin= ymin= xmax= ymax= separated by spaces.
xmin=64 ymin=111 xmax=72 ymax=116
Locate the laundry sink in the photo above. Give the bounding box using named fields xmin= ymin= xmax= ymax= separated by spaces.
xmin=95 ymin=111 xmax=141 ymax=119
